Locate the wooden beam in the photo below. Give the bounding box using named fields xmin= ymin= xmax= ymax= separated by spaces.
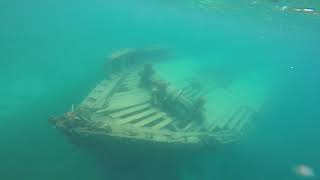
xmin=217 ymin=108 xmax=239 ymax=129
xmin=226 ymin=107 xmax=247 ymax=129
xmin=103 ymin=100 xmax=150 ymax=113
xmin=112 ymin=89 xmax=143 ymax=98
xmin=81 ymin=75 xmax=123 ymax=109
xmin=133 ymin=112 xmax=166 ymax=127
xmin=116 ymin=109 xmax=157 ymax=125
xmin=152 ymin=117 xmax=173 ymax=130
xmin=235 ymin=110 xmax=254 ymax=132
xmin=109 ymin=103 xmax=151 ymax=118
xmin=107 ymin=94 xmax=151 ymax=111
xmin=183 ymin=122 xmax=194 ymax=131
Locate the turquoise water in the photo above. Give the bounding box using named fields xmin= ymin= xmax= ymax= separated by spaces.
xmin=1 ymin=0 xmax=319 ymax=179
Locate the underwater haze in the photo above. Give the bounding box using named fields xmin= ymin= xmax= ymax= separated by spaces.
xmin=1 ymin=0 xmax=320 ymax=179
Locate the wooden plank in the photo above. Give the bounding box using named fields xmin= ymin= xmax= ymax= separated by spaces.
xmin=181 ymin=85 xmax=192 ymax=92
xmin=93 ymin=86 xmax=106 ymax=92
xmin=116 ymin=109 xmax=157 ymax=125
xmin=208 ymin=122 xmax=218 ymax=131
xmin=209 ymin=112 xmax=230 ymax=131
xmin=190 ymin=126 xmax=203 ymax=133
xmin=183 ymin=89 xmax=195 ymax=97
xmin=96 ymin=101 xmax=148 ymax=114
xmin=212 ymin=130 xmax=233 ymax=136
xmin=107 ymin=99 xmax=150 ymax=111
xmin=108 ymin=94 xmax=150 ymax=106
xmin=88 ymin=83 xmax=108 ymax=99
xmin=207 ymin=111 xmax=225 ymax=131
xmin=109 ymin=103 xmax=151 ymax=118
xmin=81 ymin=77 xmax=122 ymax=108
xmin=216 ymin=136 xmax=238 ymax=144
xmin=112 ymin=89 xmax=143 ymax=98
xmin=217 ymin=108 xmax=237 ymax=128
xmin=110 ymin=91 xmax=148 ymax=100
xmin=217 ymin=103 xmax=239 ymax=128
xmin=125 ymin=77 xmax=139 ymax=83
xmin=218 ymin=107 xmax=241 ymax=128
xmin=171 ymin=123 xmax=182 ymax=131
xmin=125 ymin=81 xmax=139 ymax=88
xmin=133 ymin=112 xmax=166 ymax=127
xmin=125 ymin=75 xmax=139 ymax=81
xmin=105 ymin=99 xmax=150 ymax=113
xmin=189 ymin=90 xmax=200 ymax=98
xmin=152 ymin=117 xmax=173 ymax=130
xmin=183 ymin=122 xmax=194 ymax=131
xmin=235 ymin=110 xmax=254 ymax=131
xmin=226 ymin=107 xmax=248 ymax=129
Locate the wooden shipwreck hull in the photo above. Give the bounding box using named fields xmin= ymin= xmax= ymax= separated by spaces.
xmin=51 ymin=47 xmax=260 ymax=152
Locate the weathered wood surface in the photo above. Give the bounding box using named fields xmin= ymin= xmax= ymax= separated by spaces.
xmin=115 ymin=109 xmax=158 ymax=125
xmin=80 ymin=75 xmax=123 ymax=109
xmin=110 ymin=103 xmax=151 ymax=119
xmin=152 ymin=117 xmax=173 ymax=130
xmin=107 ymin=95 xmax=151 ymax=112
xmin=133 ymin=112 xmax=166 ymax=127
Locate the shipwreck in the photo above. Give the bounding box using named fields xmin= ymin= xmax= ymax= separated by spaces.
xmin=51 ymin=47 xmax=262 ymax=152
xmin=50 ymin=46 xmax=268 ymax=179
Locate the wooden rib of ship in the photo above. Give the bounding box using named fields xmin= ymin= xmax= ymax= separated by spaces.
xmin=51 ymin=47 xmax=258 ymax=151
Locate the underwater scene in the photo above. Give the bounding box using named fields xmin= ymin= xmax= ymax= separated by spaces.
xmin=1 ymin=0 xmax=319 ymax=179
